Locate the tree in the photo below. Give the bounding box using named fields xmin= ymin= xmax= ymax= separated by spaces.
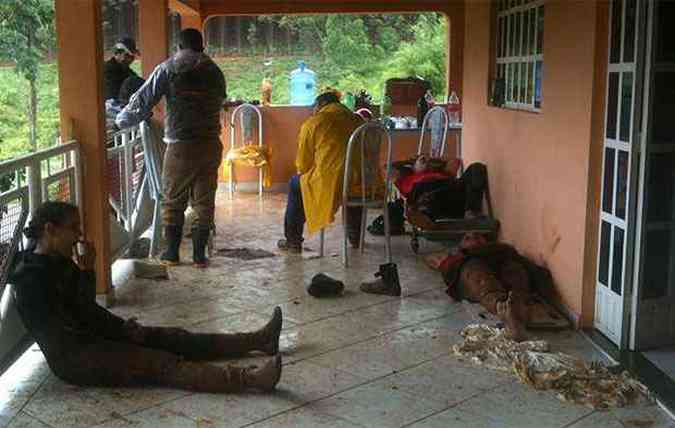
xmin=385 ymin=13 xmax=448 ymax=98
xmin=0 ymin=0 xmax=55 ymax=153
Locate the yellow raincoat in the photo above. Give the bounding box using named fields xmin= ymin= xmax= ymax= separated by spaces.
xmin=297 ymin=103 xmax=364 ymax=234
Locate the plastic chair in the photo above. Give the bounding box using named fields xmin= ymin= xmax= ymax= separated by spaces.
xmin=228 ymin=103 xmax=264 ymax=199
xmin=340 ymin=121 xmax=394 ymax=267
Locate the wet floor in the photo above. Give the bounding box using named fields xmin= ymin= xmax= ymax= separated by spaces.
xmin=0 ymin=192 xmax=671 ymax=427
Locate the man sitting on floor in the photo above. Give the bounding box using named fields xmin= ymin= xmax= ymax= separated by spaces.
xmin=426 ymin=233 xmax=553 ymax=341
xmin=277 ymin=90 xmax=365 ymax=253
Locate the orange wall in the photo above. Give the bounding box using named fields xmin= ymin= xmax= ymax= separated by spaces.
xmin=462 ymin=0 xmax=604 ymax=321
xmin=220 ymin=106 xmax=458 ymax=185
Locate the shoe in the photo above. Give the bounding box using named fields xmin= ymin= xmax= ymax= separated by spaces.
xmin=307 ymin=273 xmax=345 ymax=297
xmin=192 ymin=225 xmax=210 ymax=268
xmin=277 ymin=239 xmax=302 ymax=254
xmin=367 ymin=215 xmax=405 ymax=236
xmin=243 ymin=355 xmax=282 ymax=392
xmin=160 ymin=224 xmax=183 ymax=266
xmin=259 ymin=307 xmax=283 ymax=355
xmin=360 ymin=263 xmax=401 ymax=296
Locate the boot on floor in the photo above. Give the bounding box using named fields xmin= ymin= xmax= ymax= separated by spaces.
xmin=192 ymin=225 xmax=211 ymax=268
xmin=360 ymin=262 xmax=402 ymax=296
xmin=212 ymin=306 xmax=283 ymax=357
xmin=160 ymin=224 xmax=183 ymax=266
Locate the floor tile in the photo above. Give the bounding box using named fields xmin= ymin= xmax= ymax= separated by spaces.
xmin=6 ymin=412 xmax=52 ymax=428
xmin=246 ymin=407 xmax=363 ymax=427
xmin=310 ymin=380 xmax=447 ymax=428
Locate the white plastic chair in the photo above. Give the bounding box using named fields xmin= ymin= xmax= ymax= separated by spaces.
xmin=340 ymin=121 xmax=394 ymax=267
xmin=228 ymin=103 xmax=264 ymax=199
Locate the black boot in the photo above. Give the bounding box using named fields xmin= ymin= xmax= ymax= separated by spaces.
xmin=160 ymin=224 xmax=183 ymax=266
xmin=192 ymin=225 xmax=211 ymax=268
xmin=360 ymin=263 xmax=401 ymax=296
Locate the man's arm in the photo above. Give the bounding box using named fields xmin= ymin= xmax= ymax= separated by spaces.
xmin=295 ymin=120 xmax=315 ymax=174
xmin=115 ymin=62 xmax=170 ymax=129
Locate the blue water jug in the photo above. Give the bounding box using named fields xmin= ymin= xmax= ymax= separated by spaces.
xmin=290 ymin=61 xmax=317 ymax=106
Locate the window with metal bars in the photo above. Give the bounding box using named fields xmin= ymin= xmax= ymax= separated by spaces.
xmin=494 ymin=0 xmax=544 ymax=111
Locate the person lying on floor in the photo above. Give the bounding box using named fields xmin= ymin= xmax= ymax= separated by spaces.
xmin=368 ymin=157 xmax=489 ymax=236
xmin=426 ymin=232 xmax=553 ymax=342
xmin=9 ymin=201 xmax=282 ymax=392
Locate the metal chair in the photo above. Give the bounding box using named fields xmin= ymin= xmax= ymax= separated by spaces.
xmin=228 ymin=103 xmax=264 ymax=199
xmin=418 ymin=105 xmax=450 ymax=159
xmin=340 ymin=121 xmax=394 ymax=267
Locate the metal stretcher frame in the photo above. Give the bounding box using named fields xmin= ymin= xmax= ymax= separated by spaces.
xmin=406 ymin=108 xmax=500 ymax=253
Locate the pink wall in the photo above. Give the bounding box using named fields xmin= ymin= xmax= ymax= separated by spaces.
xmin=462 ymin=1 xmax=603 ymax=320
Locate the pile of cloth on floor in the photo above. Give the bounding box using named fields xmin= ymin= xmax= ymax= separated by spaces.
xmin=451 ymin=324 xmax=652 ymax=409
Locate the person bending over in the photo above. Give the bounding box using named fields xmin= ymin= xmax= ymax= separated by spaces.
xmin=426 ymin=233 xmax=549 ymax=342
xmin=9 ymin=202 xmax=282 ymax=392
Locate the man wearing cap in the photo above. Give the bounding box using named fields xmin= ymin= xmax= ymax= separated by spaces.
xmin=277 ymin=90 xmax=366 ymax=253
xmin=115 ymin=29 xmax=226 ymax=268
xmin=104 ymin=37 xmax=140 ymax=102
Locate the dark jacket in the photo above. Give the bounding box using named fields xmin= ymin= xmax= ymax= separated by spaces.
xmin=104 ymin=57 xmax=138 ymax=101
xmin=8 ymin=252 xmax=126 ymax=359
xmin=116 ymin=49 xmax=227 ymax=144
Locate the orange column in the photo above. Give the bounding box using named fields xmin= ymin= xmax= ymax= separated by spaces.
xmin=139 ymin=0 xmax=170 ymax=78
xmin=446 ymin=2 xmax=466 ymax=99
xmin=181 ymin=13 xmax=204 ymax=32
xmin=55 ymin=0 xmax=112 ymax=296
xmin=139 ymin=0 xmax=170 ymax=120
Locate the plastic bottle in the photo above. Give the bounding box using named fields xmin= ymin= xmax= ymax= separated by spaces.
xmin=289 ymin=61 xmax=317 ymax=106
xmin=447 ymin=90 xmax=461 ymax=124
xmin=424 ymin=90 xmax=434 ymax=108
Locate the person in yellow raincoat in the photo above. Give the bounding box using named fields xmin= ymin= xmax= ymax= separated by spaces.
xmin=277 ymin=91 xmax=365 ymax=253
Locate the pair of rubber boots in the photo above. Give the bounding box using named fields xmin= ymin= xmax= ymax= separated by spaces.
xmin=161 ymin=224 xmax=210 ymax=268
xmin=360 ymin=262 xmax=401 ymax=296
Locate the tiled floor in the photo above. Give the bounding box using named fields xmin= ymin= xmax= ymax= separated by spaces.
xmin=1 ymin=193 xmax=672 ymax=428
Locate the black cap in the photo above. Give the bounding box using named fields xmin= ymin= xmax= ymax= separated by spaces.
xmin=114 ymin=37 xmax=139 ymax=55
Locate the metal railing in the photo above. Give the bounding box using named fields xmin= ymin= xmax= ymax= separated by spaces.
xmin=0 ymin=141 xmax=83 ymax=293
xmin=107 ymin=122 xmax=163 ymax=260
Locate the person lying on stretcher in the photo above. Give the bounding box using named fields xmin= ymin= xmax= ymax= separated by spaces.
xmin=368 ymin=157 xmax=489 ymax=236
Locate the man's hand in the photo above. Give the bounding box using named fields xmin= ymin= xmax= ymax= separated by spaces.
xmin=73 ymin=241 xmax=97 ymax=271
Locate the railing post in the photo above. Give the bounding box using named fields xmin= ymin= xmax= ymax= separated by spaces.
xmin=27 ymin=160 xmax=43 ymax=213
xmin=123 ymin=132 xmax=133 ymax=230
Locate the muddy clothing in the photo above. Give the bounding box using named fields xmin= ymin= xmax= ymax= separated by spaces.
xmin=441 ymin=243 xmax=552 ymax=304
xmin=115 ymin=49 xmax=226 ymax=228
xmin=8 ymin=252 xmax=264 ymax=391
xmin=162 ymin=140 xmax=222 ymax=227
xmin=406 ymin=163 xmax=488 ymax=221
xmin=115 ymin=49 xmax=226 ymax=144
xmin=104 ymin=57 xmax=138 ymax=102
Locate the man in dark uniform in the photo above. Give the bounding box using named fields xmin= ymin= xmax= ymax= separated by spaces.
xmin=104 ymin=37 xmax=140 ymax=102
xmin=116 ymin=29 xmax=226 ymax=268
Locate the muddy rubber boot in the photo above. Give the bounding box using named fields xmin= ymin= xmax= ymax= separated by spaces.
xmin=192 ymin=225 xmax=210 ymax=268
xmin=244 ymin=355 xmax=282 ymax=392
xmin=212 ymin=306 xmax=283 ymax=357
xmin=160 ymin=224 xmax=183 ymax=266
xmin=360 ymin=263 xmax=401 ymax=296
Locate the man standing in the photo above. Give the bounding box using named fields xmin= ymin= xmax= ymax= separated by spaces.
xmin=277 ymin=91 xmax=364 ymax=253
xmin=116 ymin=29 xmax=226 ymax=268
xmin=104 ymin=37 xmax=140 ymax=102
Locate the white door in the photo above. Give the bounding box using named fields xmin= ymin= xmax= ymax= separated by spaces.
xmin=630 ymin=0 xmax=675 ymax=350
xmin=595 ymin=0 xmax=643 ymax=347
